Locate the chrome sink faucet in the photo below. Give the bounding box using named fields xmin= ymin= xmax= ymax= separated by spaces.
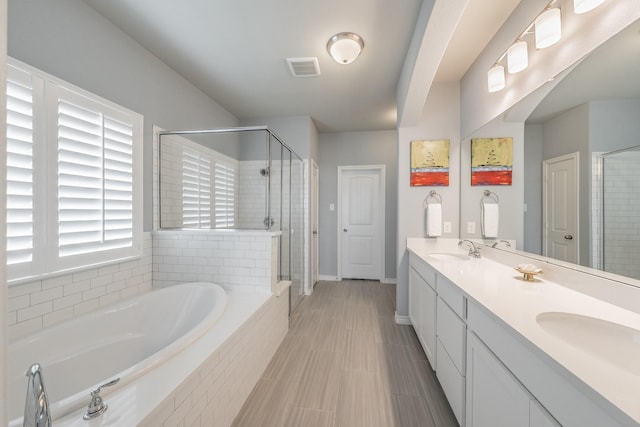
xmin=459 ymin=239 xmax=481 ymax=258
xmin=491 ymin=239 xmax=511 ymax=248
xmin=23 ymin=363 xmax=51 ymax=427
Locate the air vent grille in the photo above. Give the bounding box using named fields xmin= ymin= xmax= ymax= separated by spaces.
xmin=286 ymin=57 xmax=321 ymax=77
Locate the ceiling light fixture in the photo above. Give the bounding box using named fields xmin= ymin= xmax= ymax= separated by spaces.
xmin=574 ymin=0 xmax=606 ymax=14
xmin=535 ymin=7 xmax=562 ymax=49
xmin=488 ymin=65 xmax=506 ymax=93
xmin=507 ymin=41 xmax=528 ymax=73
xmin=327 ymin=32 xmax=364 ymax=65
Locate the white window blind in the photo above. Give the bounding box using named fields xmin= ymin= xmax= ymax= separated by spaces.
xmin=5 ymin=58 xmax=143 ymax=282
xmin=182 ymin=148 xmax=212 ymax=227
xmin=57 ymin=99 xmax=134 ymax=257
xmin=6 ymin=77 xmax=34 ymax=266
xmin=214 ymin=160 xmax=236 ymax=228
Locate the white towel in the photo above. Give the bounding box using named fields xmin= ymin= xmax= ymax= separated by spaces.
xmin=425 ymin=203 xmax=442 ymax=237
xmin=482 ymin=202 xmax=499 ymax=238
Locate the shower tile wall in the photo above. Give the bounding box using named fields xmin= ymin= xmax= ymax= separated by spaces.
xmin=7 ymin=233 xmax=153 ymax=340
xmin=603 ymin=152 xmax=640 ymax=279
xmin=237 ymin=160 xmax=270 ymax=229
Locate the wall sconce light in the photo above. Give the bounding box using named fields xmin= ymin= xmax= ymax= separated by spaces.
xmin=535 ymin=8 xmax=562 ymax=49
xmin=574 ymin=0 xmax=606 ymax=14
xmin=488 ymin=65 xmax=506 ymax=92
xmin=507 ymin=41 xmax=528 ymax=73
xmin=327 ymin=32 xmax=364 ymax=64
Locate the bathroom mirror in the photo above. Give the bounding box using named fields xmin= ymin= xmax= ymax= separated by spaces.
xmin=464 ymin=18 xmax=640 ymax=282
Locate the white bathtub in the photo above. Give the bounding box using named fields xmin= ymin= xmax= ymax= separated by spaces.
xmin=8 ymin=282 xmax=226 ymax=426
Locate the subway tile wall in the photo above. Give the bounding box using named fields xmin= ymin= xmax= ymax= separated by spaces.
xmin=152 ymin=230 xmax=278 ymax=292
xmin=139 ymin=292 xmax=288 ymax=427
xmin=8 ymin=233 xmax=153 ymax=341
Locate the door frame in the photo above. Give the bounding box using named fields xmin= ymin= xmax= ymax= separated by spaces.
xmin=542 ymin=152 xmax=579 ymax=263
xmin=310 ymin=159 xmax=319 ymax=291
xmin=336 ymin=165 xmax=386 ymax=281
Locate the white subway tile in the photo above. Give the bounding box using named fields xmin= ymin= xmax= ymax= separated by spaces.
xmin=31 ymin=287 xmax=64 ymax=305
xmin=18 ymin=301 xmax=53 ymax=322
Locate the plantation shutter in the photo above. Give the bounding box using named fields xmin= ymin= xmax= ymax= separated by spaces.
xmin=182 ymin=148 xmax=212 ymax=227
xmin=57 ymin=95 xmax=135 ymax=257
xmin=6 ymin=77 xmax=34 ymax=266
xmin=214 ymin=160 xmax=236 ymax=228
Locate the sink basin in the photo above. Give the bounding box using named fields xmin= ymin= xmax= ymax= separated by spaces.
xmin=536 ymin=312 xmax=640 ymax=375
xmin=426 ymin=252 xmax=469 ymax=262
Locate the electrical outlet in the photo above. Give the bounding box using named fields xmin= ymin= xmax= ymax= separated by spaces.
xmin=329 ymin=203 xmax=335 ymax=211
xmin=443 ymin=221 xmax=452 ymax=233
xmin=467 ymin=221 xmax=476 ymax=234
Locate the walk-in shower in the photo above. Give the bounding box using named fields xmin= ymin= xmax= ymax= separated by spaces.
xmin=157 ymin=126 xmax=305 ymax=312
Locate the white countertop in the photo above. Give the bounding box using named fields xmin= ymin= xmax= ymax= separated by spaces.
xmin=407 ymin=238 xmax=640 ymax=425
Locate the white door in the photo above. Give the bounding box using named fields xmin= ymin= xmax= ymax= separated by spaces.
xmin=543 ymin=153 xmax=579 ymax=263
xmin=339 ymin=167 xmax=384 ymax=280
xmin=311 ymin=160 xmax=319 ymax=288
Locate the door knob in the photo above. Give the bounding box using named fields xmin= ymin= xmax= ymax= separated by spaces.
xmin=564 ymin=235 xmax=573 ymax=240
xmin=312 ymin=230 xmax=318 ymax=235
xmin=343 ymin=228 xmax=348 ymax=232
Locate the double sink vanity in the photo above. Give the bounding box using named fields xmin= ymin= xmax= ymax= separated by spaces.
xmin=407 ymin=238 xmax=640 ymax=427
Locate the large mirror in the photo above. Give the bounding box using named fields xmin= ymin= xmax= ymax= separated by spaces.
xmin=469 ymin=18 xmax=640 ymax=282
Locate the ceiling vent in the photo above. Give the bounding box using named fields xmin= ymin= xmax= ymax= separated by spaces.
xmin=286 ymin=57 xmax=321 ymax=77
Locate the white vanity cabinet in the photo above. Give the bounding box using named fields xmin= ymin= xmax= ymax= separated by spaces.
xmin=408 ymin=252 xmax=437 ymax=366
xmin=466 ymin=332 xmax=559 ymax=427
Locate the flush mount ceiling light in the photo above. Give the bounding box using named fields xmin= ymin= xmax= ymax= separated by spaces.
xmin=507 ymin=41 xmax=528 ymax=73
xmin=574 ymin=0 xmax=606 ymax=14
xmin=327 ymin=32 xmax=364 ymax=65
xmin=535 ymin=8 xmax=562 ymax=49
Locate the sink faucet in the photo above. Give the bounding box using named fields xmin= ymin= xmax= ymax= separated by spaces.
xmin=23 ymin=363 xmax=52 ymax=427
xmin=491 ymin=239 xmax=512 ymax=249
xmin=458 ymin=239 xmax=481 ymax=258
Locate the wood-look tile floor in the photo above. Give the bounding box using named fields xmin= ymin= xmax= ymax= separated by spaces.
xmin=232 ymin=280 xmax=458 ymax=427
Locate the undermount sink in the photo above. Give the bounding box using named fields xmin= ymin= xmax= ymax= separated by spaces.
xmin=536 ymin=312 xmax=640 ymax=375
xmin=426 ymin=252 xmax=469 ymax=262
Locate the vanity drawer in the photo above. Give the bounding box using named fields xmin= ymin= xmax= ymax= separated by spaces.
xmin=437 ymin=338 xmax=465 ymax=426
xmin=438 ymin=274 xmax=466 ymax=318
xmin=409 ymin=252 xmax=436 ymax=290
xmin=437 ymin=296 xmax=466 ymax=375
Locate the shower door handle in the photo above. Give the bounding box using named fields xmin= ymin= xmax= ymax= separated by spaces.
xmin=564 ymin=235 xmax=573 ymax=240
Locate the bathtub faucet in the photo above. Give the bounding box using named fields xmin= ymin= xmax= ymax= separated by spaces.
xmin=83 ymin=377 xmax=120 ymax=420
xmin=23 ymin=363 xmax=52 ymax=427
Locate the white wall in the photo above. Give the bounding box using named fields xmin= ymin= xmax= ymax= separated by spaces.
xmin=318 ymin=130 xmax=398 ymax=281
xmin=8 ymin=0 xmax=239 ymax=232
xmin=397 ymin=82 xmax=460 ymax=317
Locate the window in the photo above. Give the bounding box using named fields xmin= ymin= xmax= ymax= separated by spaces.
xmin=182 ymin=147 xmax=212 ymax=228
xmin=214 ymin=159 xmax=236 ymax=228
xmin=6 ymin=59 xmax=143 ymax=282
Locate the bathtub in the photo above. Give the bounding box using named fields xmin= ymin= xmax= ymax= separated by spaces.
xmin=8 ymin=282 xmax=226 ymax=426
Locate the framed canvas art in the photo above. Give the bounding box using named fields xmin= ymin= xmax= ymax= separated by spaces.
xmin=471 ymin=137 xmax=513 ymax=186
xmin=410 ymin=139 xmax=450 ymax=186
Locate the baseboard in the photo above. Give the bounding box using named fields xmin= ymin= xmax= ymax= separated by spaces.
xmin=394 ymin=312 xmax=412 ymax=325
xmin=381 ymin=277 xmax=397 ymax=285
xmin=318 ymin=275 xmax=340 ymax=282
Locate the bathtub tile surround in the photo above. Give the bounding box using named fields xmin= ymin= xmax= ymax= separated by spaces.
xmin=7 ymin=232 xmax=153 ymax=340
xmin=152 ymin=230 xmax=280 ymax=293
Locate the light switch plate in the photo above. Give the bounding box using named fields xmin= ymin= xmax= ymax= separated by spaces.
xmin=467 ymin=221 xmax=476 ymax=234
xmin=443 ymin=221 xmax=452 ymax=233
xmin=329 ymin=203 xmax=335 ymax=211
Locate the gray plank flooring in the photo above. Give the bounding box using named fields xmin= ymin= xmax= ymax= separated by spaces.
xmin=232 ymin=280 xmax=458 ymax=427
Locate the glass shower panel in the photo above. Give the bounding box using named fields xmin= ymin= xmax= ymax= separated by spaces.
xmin=290 ymin=156 xmax=304 ymax=312
xmin=237 ymin=130 xmax=269 ymax=230
xmin=602 ymin=146 xmax=640 ymax=279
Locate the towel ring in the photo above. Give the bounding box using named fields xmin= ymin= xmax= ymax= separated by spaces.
xmin=481 ymin=189 xmax=499 ymax=204
xmin=424 ymin=190 xmax=442 ymax=207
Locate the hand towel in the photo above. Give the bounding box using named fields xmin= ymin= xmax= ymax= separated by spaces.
xmin=425 ymin=203 xmax=442 ymax=237
xmin=482 ymin=202 xmax=499 ymax=238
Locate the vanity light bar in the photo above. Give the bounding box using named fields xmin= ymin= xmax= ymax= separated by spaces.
xmin=487 ymin=0 xmax=607 ymax=93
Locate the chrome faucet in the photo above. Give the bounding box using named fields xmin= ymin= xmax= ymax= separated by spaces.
xmin=23 ymin=363 xmax=52 ymax=427
xmin=491 ymin=239 xmax=512 ymax=248
xmin=459 ymin=239 xmax=481 ymax=258
xmin=83 ymin=378 xmax=120 ymax=420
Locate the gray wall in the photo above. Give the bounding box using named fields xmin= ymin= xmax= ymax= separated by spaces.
xmin=590 ymin=99 xmax=640 ymax=152
xmin=318 ymin=130 xmax=398 ymax=281
xmin=523 ymin=124 xmax=543 ymax=254
xmin=8 ymin=0 xmax=239 ymax=231
xmin=241 ymin=116 xmax=318 ymax=161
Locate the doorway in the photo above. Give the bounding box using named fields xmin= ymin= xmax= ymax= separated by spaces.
xmin=337 ymin=165 xmax=385 ymax=280
xmin=310 ymin=160 xmax=319 ymax=289
xmin=543 ymin=152 xmax=579 ymax=263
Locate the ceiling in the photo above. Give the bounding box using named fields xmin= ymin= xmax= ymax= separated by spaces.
xmin=84 ymin=0 xmax=520 ymax=133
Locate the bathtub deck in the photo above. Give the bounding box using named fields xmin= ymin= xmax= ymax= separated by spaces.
xmin=232 ymin=280 xmax=457 ymax=427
